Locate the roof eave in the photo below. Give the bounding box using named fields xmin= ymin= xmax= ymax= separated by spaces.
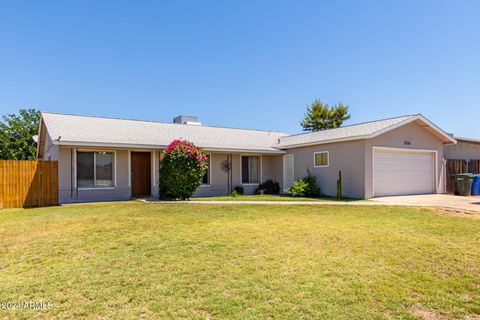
xmin=368 ymin=114 xmax=456 ymax=144
xmin=55 ymin=140 xmax=286 ymax=154
xmin=277 ymin=135 xmax=371 ymax=149
xmin=454 ymin=137 xmax=480 ymax=145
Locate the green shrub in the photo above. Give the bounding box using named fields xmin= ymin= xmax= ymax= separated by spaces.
xmin=233 ymin=186 xmax=244 ymax=195
xmin=287 ymin=170 xmax=320 ymax=197
xmin=288 ymin=179 xmax=309 ymax=197
xmin=230 ymin=190 xmax=240 ymax=198
xmin=159 ymin=140 xmax=208 ymax=200
xmin=255 ymin=180 xmax=280 ymax=195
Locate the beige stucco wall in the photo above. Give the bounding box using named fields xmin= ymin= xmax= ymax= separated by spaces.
xmin=285 ymin=121 xmax=448 ymax=199
xmin=444 ymin=140 xmax=480 ymax=160
xmin=364 ymin=121 xmax=446 ymax=198
xmin=57 ymin=147 xmax=133 ymax=203
xmin=193 ymin=153 xmax=284 ymax=197
xmin=52 ymin=146 xmax=283 ymax=202
xmin=285 ymin=140 xmax=366 ymax=199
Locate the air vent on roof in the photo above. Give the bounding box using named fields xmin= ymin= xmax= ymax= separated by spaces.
xmin=173 ymin=115 xmax=202 ymax=126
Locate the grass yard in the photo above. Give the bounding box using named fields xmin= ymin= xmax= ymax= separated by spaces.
xmin=1 ymin=202 xmax=480 ymax=319
xmin=192 ymin=194 xmax=365 ymax=202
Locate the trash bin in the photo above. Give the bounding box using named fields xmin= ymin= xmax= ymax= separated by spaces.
xmin=453 ymin=174 xmax=476 ymax=196
xmin=472 ymin=175 xmax=480 ymax=196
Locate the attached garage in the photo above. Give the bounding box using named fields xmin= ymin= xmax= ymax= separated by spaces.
xmin=373 ymin=147 xmax=436 ymax=197
xmin=252 ymin=114 xmax=458 ymax=199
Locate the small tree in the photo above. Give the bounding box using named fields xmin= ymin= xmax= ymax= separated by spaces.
xmin=301 ymin=100 xmax=350 ymax=132
xmin=0 ymin=108 xmax=40 ymax=160
xmin=159 ymin=140 xmax=208 ymax=200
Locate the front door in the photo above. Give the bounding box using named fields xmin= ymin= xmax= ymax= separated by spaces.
xmin=131 ymin=152 xmax=151 ymax=197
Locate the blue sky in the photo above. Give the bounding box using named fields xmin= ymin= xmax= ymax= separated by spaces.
xmin=0 ymin=0 xmax=479 ymax=136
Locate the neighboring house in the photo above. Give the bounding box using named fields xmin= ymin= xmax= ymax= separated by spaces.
xmin=445 ymin=137 xmax=480 ymax=162
xmin=444 ymin=136 xmax=480 ymax=175
xmin=37 ymin=112 xmax=456 ymax=203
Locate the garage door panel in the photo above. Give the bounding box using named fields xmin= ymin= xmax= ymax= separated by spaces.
xmin=373 ymin=149 xmax=434 ymax=197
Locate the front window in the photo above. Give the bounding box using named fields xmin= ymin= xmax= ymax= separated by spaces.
xmin=202 ymin=155 xmax=210 ymax=185
xmin=77 ymin=151 xmax=114 ymax=187
xmin=314 ymin=151 xmax=329 ymax=167
xmin=242 ymin=156 xmax=260 ymax=184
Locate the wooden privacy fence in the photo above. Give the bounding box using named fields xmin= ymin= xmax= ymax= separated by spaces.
xmin=469 ymin=160 xmax=480 ymax=174
xmin=0 ymin=160 xmax=58 ymax=209
xmin=446 ymin=159 xmax=480 ymax=194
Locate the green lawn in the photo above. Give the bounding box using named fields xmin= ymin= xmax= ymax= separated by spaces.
xmin=1 ymin=202 xmax=480 ymax=319
xmin=192 ymin=194 xmax=365 ymax=202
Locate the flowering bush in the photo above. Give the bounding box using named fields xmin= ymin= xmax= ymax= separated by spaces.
xmin=159 ymin=140 xmax=208 ymax=200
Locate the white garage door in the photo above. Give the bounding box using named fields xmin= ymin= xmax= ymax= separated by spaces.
xmin=373 ymin=148 xmax=435 ymax=197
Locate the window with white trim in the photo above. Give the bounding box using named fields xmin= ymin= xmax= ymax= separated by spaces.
xmin=77 ymin=151 xmax=114 ymax=187
xmin=202 ymin=155 xmax=211 ymax=185
xmin=242 ymin=156 xmax=260 ymax=184
xmin=314 ymin=151 xmax=329 ymax=167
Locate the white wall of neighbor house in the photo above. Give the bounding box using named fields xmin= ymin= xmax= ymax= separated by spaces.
xmin=285 ymin=140 xmax=366 ymax=199
xmin=364 ymin=121 xmax=446 ymax=199
xmin=444 ymin=140 xmax=480 ymax=160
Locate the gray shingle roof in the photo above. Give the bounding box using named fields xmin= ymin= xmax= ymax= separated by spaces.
xmin=277 ymin=115 xmax=418 ymax=148
xmin=41 ymin=112 xmax=455 ymax=153
xmin=454 ymin=136 xmax=480 ymax=145
xmin=41 ymin=112 xmax=287 ymax=153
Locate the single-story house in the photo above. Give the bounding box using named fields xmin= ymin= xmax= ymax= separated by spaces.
xmin=37 ymin=112 xmax=457 ymax=203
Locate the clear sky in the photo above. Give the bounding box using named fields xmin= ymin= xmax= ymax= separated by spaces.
xmin=0 ymin=0 xmax=479 ymax=136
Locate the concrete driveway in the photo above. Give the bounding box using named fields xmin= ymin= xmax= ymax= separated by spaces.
xmin=372 ymin=194 xmax=480 ymax=213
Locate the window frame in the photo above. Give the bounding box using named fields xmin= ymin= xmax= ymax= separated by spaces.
xmin=200 ymin=153 xmax=212 ymax=187
xmin=240 ymin=155 xmax=262 ymax=185
xmin=75 ymin=149 xmax=116 ymax=190
xmin=313 ymin=151 xmax=330 ymax=168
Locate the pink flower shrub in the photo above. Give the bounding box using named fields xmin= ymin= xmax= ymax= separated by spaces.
xmin=159 ymin=140 xmax=208 ymax=200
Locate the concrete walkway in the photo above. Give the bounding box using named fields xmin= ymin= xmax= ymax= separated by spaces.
xmin=371 ymin=194 xmax=480 ymax=213
xmin=152 ymin=194 xmax=480 ymax=213
xmin=183 ymin=200 xmax=378 ymax=206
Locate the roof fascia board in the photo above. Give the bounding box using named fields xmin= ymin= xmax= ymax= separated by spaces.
xmin=277 ymin=135 xmax=371 ymax=149
xmin=455 ymin=137 xmax=480 ymax=145
xmin=370 ymin=115 xmax=456 ymax=144
xmin=56 ymin=141 xmax=285 ymax=154
xmin=369 ymin=116 xmax=418 ymax=139
xmin=418 ymin=115 xmax=457 ymax=144
xmin=278 ymin=115 xmax=456 ymax=149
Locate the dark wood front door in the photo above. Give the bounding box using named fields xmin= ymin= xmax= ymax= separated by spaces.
xmin=131 ymin=152 xmax=151 ymax=197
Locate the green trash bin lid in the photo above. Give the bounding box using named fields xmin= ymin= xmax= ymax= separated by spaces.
xmin=454 ymin=173 xmax=476 ymax=180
